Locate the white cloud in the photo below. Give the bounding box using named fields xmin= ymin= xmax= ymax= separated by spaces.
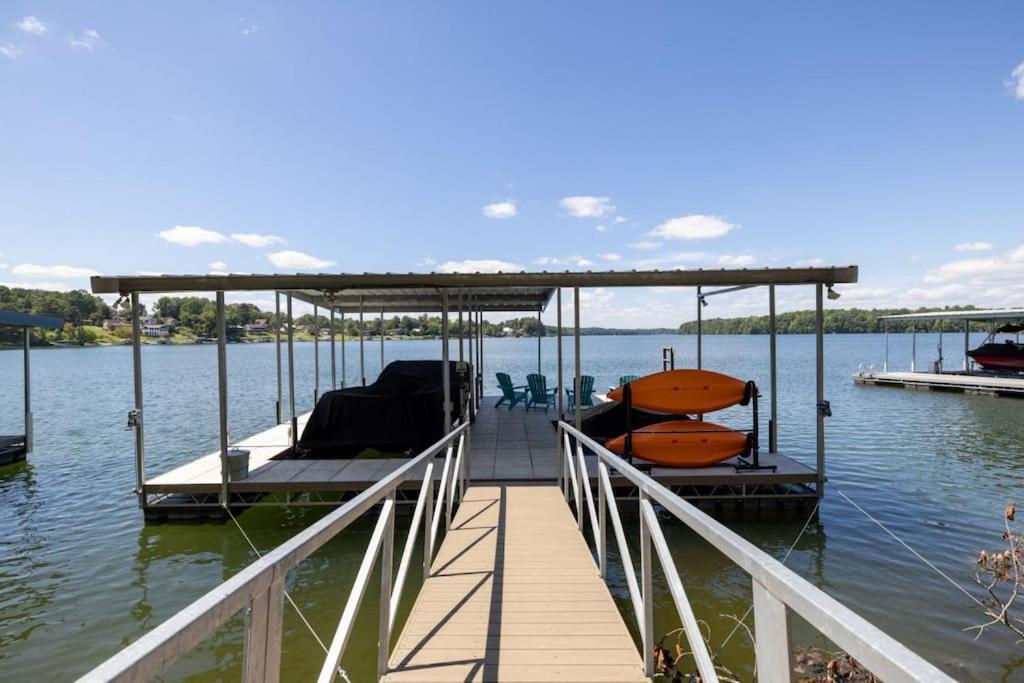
xmin=0 ymin=42 xmax=21 ymax=60
xmin=17 ymin=16 xmax=47 ymax=35
xmin=158 ymin=225 xmax=228 ymax=246
xmin=630 ymin=251 xmax=706 ymax=269
xmin=533 ymin=256 xmax=562 ymax=266
xmin=613 ymin=216 xmax=627 ymax=224
xmin=231 ymin=233 xmax=285 ymax=247
xmin=12 ymin=263 xmax=100 ymax=278
xmin=648 ymin=214 xmax=737 ymax=240
xmin=241 ymin=21 xmax=258 ymax=37
xmin=922 ymin=245 xmax=1024 ymax=284
xmin=1008 ymin=61 xmax=1024 ymax=100
xmin=70 ymin=28 xmax=102 ymax=50
xmin=417 ymin=257 xmax=438 ymax=268
xmin=796 ymin=257 xmax=826 ymax=267
xmin=208 ymin=261 xmax=228 ymax=271
xmin=599 ymin=253 xmax=622 ymax=261
xmin=560 ymin=195 xmax=614 ymax=218
xmin=437 ymin=259 xmax=523 ymax=273
xmin=576 ymin=258 xmax=595 ymax=268
xmin=595 ymin=225 xmax=607 ymax=233
xmin=483 ymin=201 xmax=517 ymax=219
xmin=953 ymin=241 xmax=993 ymax=252
xmin=628 ymin=240 xmax=661 ymax=250
xmin=716 ymin=254 xmax=755 ymax=266
xmin=267 ymin=250 xmax=334 ymax=271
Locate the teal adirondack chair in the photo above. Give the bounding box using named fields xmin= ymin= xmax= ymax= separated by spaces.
xmin=609 ymin=374 xmax=639 ymax=393
xmin=525 ymin=374 xmax=556 ymax=411
xmin=495 ymin=372 xmax=528 ymax=409
xmin=566 ymin=375 xmax=596 ymax=411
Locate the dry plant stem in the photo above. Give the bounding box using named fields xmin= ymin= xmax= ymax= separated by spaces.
xmin=967 ymin=503 xmax=1024 ymax=643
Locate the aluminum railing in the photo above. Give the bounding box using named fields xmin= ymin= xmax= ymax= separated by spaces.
xmin=557 ymin=421 xmax=953 ymax=683
xmin=79 ymin=422 xmax=470 ymax=683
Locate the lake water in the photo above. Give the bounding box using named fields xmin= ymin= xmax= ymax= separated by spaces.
xmin=1 ymin=333 xmax=1022 ymax=681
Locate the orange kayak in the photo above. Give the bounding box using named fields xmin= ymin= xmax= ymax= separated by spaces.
xmin=605 ymin=421 xmax=748 ymax=467
xmin=608 ymin=369 xmax=750 ymax=414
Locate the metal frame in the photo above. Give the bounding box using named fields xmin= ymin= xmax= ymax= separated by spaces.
xmin=557 ymin=422 xmax=953 ymax=683
xmin=78 ymin=423 xmax=471 ymax=683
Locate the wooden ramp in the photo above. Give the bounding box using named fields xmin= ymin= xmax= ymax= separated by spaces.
xmin=384 ymin=484 xmax=648 ymax=683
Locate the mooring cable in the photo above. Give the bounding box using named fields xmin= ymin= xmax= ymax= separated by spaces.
xmin=827 ymin=483 xmax=986 ymax=609
xmin=225 ymin=507 xmax=353 ymax=683
xmin=712 ymin=498 xmax=821 ymax=657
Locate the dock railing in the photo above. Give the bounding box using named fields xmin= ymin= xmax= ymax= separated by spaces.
xmin=78 ymin=422 xmax=471 ymax=683
xmin=557 ymin=421 xmax=953 ymax=683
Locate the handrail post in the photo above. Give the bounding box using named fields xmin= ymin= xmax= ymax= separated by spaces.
xmin=378 ymin=492 xmax=396 ymax=679
xmin=639 ymin=490 xmax=654 ymax=677
xmin=243 ymin=576 xmax=284 ymax=683
xmin=423 ymin=466 xmax=434 ymax=584
xmin=556 ymin=422 xmax=563 ymax=494
xmin=598 ymin=459 xmax=606 ymax=579
xmin=575 ymin=436 xmax=585 ymax=532
xmin=753 ymin=579 xmax=790 ymax=681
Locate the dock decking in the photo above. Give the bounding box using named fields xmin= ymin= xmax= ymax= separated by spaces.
xmin=142 ymin=399 xmax=818 ymax=511
xmin=854 ymin=370 xmax=1024 ymax=397
xmin=384 ymin=484 xmax=647 ymax=682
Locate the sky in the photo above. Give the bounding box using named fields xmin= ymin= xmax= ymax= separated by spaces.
xmin=1 ymin=1 xmax=1022 ymax=327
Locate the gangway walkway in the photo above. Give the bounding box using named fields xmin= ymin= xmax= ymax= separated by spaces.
xmin=384 ymin=484 xmax=647 ymax=682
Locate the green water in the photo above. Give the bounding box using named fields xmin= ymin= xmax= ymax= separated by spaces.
xmin=1 ymin=334 xmax=1021 ymax=681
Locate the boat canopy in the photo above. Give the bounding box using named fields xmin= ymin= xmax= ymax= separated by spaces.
xmin=90 ymin=266 xmax=858 ymax=313
xmin=876 ymin=308 xmax=1024 ymax=323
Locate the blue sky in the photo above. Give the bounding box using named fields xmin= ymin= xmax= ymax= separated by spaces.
xmin=1 ymin=2 xmax=1022 ymax=326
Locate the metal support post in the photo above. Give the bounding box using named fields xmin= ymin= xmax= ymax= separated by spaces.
xmin=359 ymin=296 xmax=366 ymax=386
xmin=340 ymin=310 xmax=346 ymax=387
xmin=216 ymin=292 xmax=229 ymax=508
xmin=640 ymin=491 xmax=654 ymax=677
xmin=380 ymin=307 xmax=385 ymax=371
xmin=536 ymin=308 xmax=542 ymax=375
xmin=330 ymin=307 xmax=336 ymax=389
xmin=768 ymin=284 xmax=778 ymax=453
xmin=573 ymin=287 xmax=582 ymax=430
xmin=884 ymin=321 xmax=889 ymax=372
xmin=23 ymin=326 xmax=32 ymax=453
xmin=458 ymin=296 xmax=464 ymax=362
xmin=815 ymin=284 xmax=825 ymax=498
xmin=911 ymin=324 xmax=916 ymax=372
xmin=696 ymin=285 xmax=703 ymax=369
xmin=753 ymin=580 xmax=790 ymax=681
xmin=313 ymin=301 xmax=320 ymax=403
xmin=275 ymin=292 xmax=282 ymax=424
xmin=131 ymin=292 xmax=146 ymax=507
xmin=378 ymin=493 xmax=395 ymax=679
xmin=287 ymin=293 xmax=296 ymax=450
xmin=441 ymin=291 xmax=451 ymax=432
xmin=963 ymin=321 xmax=969 ymax=372
xmin=556 ymin=289 xmax=564 ymax=420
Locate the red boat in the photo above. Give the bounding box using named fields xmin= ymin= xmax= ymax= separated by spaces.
xmin=966 ymin=323 xmax=1024 ymax=372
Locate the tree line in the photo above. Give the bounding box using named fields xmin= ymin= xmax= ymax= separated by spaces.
xmin=677 ymin=306 xmax=984 ymax=335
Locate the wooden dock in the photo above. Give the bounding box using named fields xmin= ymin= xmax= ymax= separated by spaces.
xmin=854 ymin=370 xmax=1024 ymax=397
xmin=141 ymin=400 xmax=818 ymax=514
xmin=383 ymin=484 xmax=647 ymax=682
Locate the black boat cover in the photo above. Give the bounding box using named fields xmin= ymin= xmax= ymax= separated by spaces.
xmin=575 ymin=400 xmax=684 ymax=443
xmin=298 ymin=360 xmax=468 ymax=458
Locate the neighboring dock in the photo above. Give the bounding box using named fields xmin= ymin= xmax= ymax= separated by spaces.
xmin=854 ymin=370 xmax=1024 ymax=397
xmin=384 ymin=484 xmax=647 ymax=682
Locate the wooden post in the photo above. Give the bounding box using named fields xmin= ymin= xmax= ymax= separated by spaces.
xmin=753 ymin=580 xmax=790 ymax=681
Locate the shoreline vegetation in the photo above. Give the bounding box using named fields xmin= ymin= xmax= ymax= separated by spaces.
xmin=0 ymin=285 xmax=988 ymax=348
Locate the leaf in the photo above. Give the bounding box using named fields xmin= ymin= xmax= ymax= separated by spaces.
xmin=1007 ymin=503 xmax=1016 ymax=522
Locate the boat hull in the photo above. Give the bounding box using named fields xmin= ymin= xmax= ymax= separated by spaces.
xmin=605 ymin=420 xmax=749 ymax=467
xmin=607 ymin=369 xmax=750 ymax=414
xmin=966 ymin=343 xmax=1024 ymax=372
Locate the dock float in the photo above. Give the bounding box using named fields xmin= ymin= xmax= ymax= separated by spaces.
xmin=854 ymin=370 xmax=1024 ymax=397
xmin=384 ymin=484 xmax=647 ymax=682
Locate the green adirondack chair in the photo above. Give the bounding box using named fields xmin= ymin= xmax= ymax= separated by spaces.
xmin=495 ymin=372 xmax=528 ymax=409
xmin=609 ymin=374 xmax=639 ymax=393
xmin=566 ymin=375 xmax=595 ymax=411
xmin=525 ymin=374 xmax=556 ymax=411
